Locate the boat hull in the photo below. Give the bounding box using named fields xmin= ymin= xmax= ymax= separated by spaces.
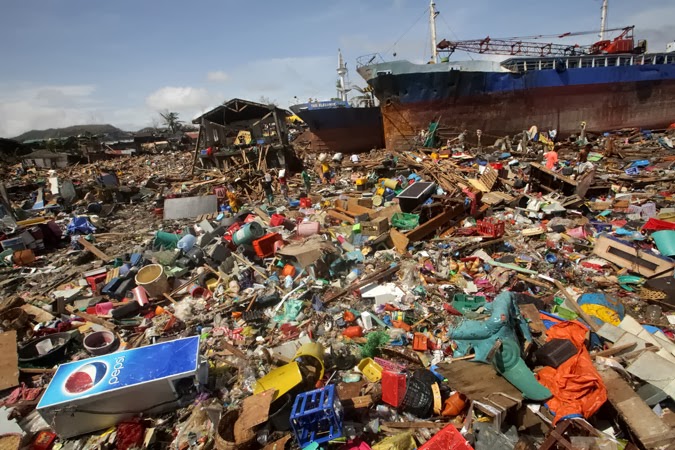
xmin=362 ymin=61 xmax=675 ymax=150
xmin=291 ymin=105 xmax=384 ymax=153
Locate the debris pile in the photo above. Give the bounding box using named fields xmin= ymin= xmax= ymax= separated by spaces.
xmin=1 ymin=124 xmax=675 ymax=449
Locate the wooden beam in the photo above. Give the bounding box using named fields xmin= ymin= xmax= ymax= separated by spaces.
xmin=405 ymin=206 xmax=461 ymax=242
xmin=77 ymin=237 xmax=111 ymax=262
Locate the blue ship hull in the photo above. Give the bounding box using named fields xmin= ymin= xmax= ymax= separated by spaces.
xmin=358 ymin=55 xmax=675 ymax=150
xmin=291 ymin=103 xmax=384 ymax=153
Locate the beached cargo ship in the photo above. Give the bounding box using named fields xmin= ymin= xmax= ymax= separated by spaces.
xmin=291 ymin=50 xmax=384 ymax=153
xmin=356 ymin=1 xmax=675 ymax=151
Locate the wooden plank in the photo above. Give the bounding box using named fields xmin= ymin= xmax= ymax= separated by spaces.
xmin=326 ymin=209 xmax=355 ymax=224
xmin=77 ymin=237 xmax=111 ymax=262
xmin=65 ymin=305 xmax=116 ymax=330
xmin=600 ymin=368 xmax=675 ymax=448
xmin=405 ymin=207 xmax=461 ymax=242
xmin=0 ymin=331 xmax=19 ymax=391
xmin=390 ymin=229 xmax=409 ymax=254
xmin=519 ymin=303 xmax=547 ymax=339
xmin=435 ymin=360 xmax=522 ymax=411
xmin=346 ymin=198 xmax=375 ymax=216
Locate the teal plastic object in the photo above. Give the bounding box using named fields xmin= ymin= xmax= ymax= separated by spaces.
xmin=452 ymin=294 xmax=486 ymax=314
xmin=652 ymin=230 xmax=675 ymax=257
xmin=447 ymin=291 xmax=552 ymax=401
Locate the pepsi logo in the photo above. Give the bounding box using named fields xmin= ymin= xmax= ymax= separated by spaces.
xmin=64 ymin=362 xmax=107 ymax=394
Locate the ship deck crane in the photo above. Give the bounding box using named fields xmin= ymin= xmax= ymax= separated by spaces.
xmin=437 ymin=26 xmax=643 ymax=57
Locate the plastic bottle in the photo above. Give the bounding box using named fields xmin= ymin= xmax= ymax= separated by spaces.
xmin=345 ymin=268 xmax=361 ymax=284
xmin=177 ymin=234 xmax=196 ymax=252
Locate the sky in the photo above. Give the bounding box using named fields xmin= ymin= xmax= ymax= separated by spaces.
xmin=0 ymin=0 xmax=672 ymax=138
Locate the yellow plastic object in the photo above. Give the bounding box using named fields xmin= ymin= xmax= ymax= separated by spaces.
xmin=293 ymin=342 xmax=325 ymax=380
xmin=358 ymin=357 xmax=383 ymax=383
xmin=371 ymin=431 xmax=417 ymax=450
xmin=580 ymin=304 xmax=621 ymax=326
xmin=205 ymin=278 xmax=219 ymax=292
xmin=254 ymin=361 xmax=303 ymax=401
xmin=355 ymin=178 xmax=366 ymax=186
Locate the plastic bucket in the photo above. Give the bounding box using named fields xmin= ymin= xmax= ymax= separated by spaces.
xmin=83 ymin=330 xmax=119 ymax=356
xmin=297 ymin=221 xmax=320 ymax=237
xmin=653 ymin=230 xmax=675 ymax=257
xmin=268 ymin=393 xmax=293 ymax=431
xmin=154 ymin=231 xmax=180 ymax=250
xmin=135 ymin=264 xmax=170 ymax=299
xmin=232 ymin=222 xmax=264 ymax=246
xmin=383 ymin=178 xmax=399 ymax=190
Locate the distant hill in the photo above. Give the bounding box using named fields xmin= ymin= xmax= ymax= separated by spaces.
xmin=12 ymin=124 xmax=132 ymax=142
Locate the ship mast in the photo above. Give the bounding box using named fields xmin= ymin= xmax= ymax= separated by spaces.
xmin=429 ymin=0 xmax=438 ymax=63
xmin=599 ymin=0 xmax=608 ymax=40
xmin=337 ymin=49 xmax=349 ymax=102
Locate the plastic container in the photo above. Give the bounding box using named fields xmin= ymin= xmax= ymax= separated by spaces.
xmin=535 ymin=338 xmax=577 ymax=368
xmin=401 ymin=369 xmax=437 ymax=418
xmin=268 ymin=393 xmax=293 ymax=431
xmin=270 ymin=213 xmax=287 ymax=227
xmin=413 ymin=333 xmax=429 ymax=351
xmin=232 ymin=222 xmax=264 ymax=246
xmin=154 ymin=231 xmax=180 ymax=250
xmin=357 ymin=357 xmax=383 ymax=382
xmin=297 ymin=221 xmax=320 ymax=237
xmin=381 ymin=371 xmax=407 ymax=407
xmin=652 ymin=230 xmax=675 ymax=257
xmin=18 ymin=332 xmax=75 ymax=367
xmin=135 ymin=264 xmax=170 ymax=299
xmin=176 ymin=234 xmax=196 ymax=252
xmin=83 ymin=330 xmax=119 ymax=356
xmin=383 ymin=178 xmax=400 ymax=189
xmin=418 ymin=423 xmax=473 ymax=450
xmin=477 ymin=218 xmax=505 ymax=238
xmin=253 ymin=233 xmax=282 ymax=258
xmin=299 ymin=197 xmax=312 ymax=208
xmin=0 ymin=237 xmax=26 ymax=252
xmin=290 ymin=385 xmax=343 ymax=447
xmin=12 ymin=249 xmax=35 ymax=266
xmin=95 ymin=302 xmax=114 ymax=316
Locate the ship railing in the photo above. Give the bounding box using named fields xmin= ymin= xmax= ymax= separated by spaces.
xmin=502 ymin=52 xmax=674 ymax=73
xmin=357 ymin=53 xmax=386 ymax=68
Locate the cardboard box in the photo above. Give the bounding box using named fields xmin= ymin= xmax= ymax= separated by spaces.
xmin=37 ymin=336 xmax=206 ymax=438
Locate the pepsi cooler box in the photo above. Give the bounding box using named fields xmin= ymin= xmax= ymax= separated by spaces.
xmin=37 ymin=336 xmax=206 ymax=438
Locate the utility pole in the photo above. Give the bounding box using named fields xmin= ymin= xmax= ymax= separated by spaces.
xmin=430 ymin=0 xmax=438 ymax=63
xmin=599 ymin=0 xmax=608 ymax=40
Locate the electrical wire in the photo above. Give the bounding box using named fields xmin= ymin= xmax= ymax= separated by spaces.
xmin=382 ymin=7 xmax=430 ymax=58
xmin=438 ymin=12 xmax=474 ymax=61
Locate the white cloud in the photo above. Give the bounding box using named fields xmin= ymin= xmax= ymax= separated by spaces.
xmin=0 ymin=84 xmax=101 ymax=138
xmin=145 ymin=86 xmax=211 ymax=111
xmin=207 ymin=71 xmax=230 ymax=82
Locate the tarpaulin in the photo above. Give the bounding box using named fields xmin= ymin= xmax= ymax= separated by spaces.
xmin=536 ymin=321 xmax=607 ymax=424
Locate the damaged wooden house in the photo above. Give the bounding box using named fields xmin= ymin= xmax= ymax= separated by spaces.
xmin=191 ymin=98 xmax=302 ymax=174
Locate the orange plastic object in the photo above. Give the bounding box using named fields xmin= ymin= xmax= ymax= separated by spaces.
xmin=442 ymin=392 xmax=467 ymax=416
xmin=392 ymin=320 xmax=411 ymax=332
xmin=343 ymin=311 xmax=356 ymax=323
xmin=342 ymin=326 xmax=363 ymax=338
xmin=536 ymin=321 xmax=607 ymax=424
xmin=413 ymin=333 xmax=428 ymax=351
xmin=281 ymin=264 xmax=296 ymax=277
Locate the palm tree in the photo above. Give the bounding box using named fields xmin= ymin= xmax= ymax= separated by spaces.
xmin=160 ymin=111 xmax=183 ymax=134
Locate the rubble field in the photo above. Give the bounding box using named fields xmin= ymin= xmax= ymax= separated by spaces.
xmin=1 ymin=126 xmax=675 ymax=450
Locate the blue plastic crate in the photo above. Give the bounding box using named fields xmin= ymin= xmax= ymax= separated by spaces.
xmin=290 ymin=385 xmax=343 ymax=447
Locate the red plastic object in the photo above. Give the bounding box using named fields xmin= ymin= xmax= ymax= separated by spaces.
xmin=342 ymin=326 xmax=363 ymax=338
xmin=253 ymin=233 xmax=283 ymax=258
xmin=477 ymin=218 xmax=505 ymax=238
xmin=86 ymin=273 xmax=108 ymax=293
xmin=270 ymin=213 xmax=287 ymax=227
xmin=418 ymin=423 xmax=474 ymax=450
xmin=381 ymin=370 xmax=406 ymax=407
xmin=413 ymin=333 xmax=428 ymax=351
xmin=300 ymin=197 xmax=312 ymax=208
xmin=281 ymin=264 xmax=296 ymax=277
xmin=32 ymin=430 xmax=57 ymax=450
